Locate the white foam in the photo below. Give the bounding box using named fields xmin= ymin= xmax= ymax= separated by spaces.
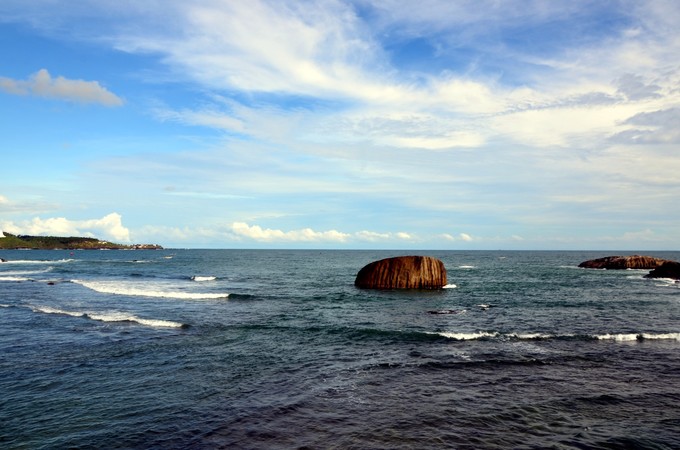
xmin=430 ymin=330 xmax=679 ymax=342
xmin=31 ymin=305 xmax=81 ymax=317
xmin=29 ymin=305 xmax=184 ymax=328
xmin=458 ymin=265 xmax=476 ymax=269
xmin=597 ymin=332 xmax=680 ymax=341
xmin=434 ymin=331 xmax=498 ymax=340
xmin=71 ymin=279 xmax=229 ymax=300
xmin=596 ymin=333 xmax=641 ymax=341
xmin=443 ymin=284 xmax=457 ymax=289
xmin=0 ymin=276 xmax=31 ymax=281
xmin=191 ymin=276 xmax=217 ymax=282
xmin=653 ymin=278 xmax=679 ymax=286
xmin=2 ymin=259 xmax=73 ymax=264
xmin=511 ymin=333 xmax=554 ymax=340
xmin=0 ymin=267 xmax=53 ymax=275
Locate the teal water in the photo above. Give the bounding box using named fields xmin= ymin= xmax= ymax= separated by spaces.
xmin=1 ymin=250 xmax=680 ymax=449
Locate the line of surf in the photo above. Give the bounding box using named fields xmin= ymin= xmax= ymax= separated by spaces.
xmin=0 ymin=276 xmax=33 ymax=282
xmin=71 ymin=279 xmax=229 ymax=300
xmin=0 ymin=267 xmax=53 ymax=275
xmin=28 ymin=305 xmax=186 ymax=328
xmin=0 ymin=259 xmax=73 ymax=264
xmin=431 ymin=331 xmax=680 ymax=341
xmin=191 ymin=276 xmax=217 ymax=282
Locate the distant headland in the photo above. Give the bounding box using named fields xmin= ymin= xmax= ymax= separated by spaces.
xmin=0 ymin=232 xmax=162 ymax=250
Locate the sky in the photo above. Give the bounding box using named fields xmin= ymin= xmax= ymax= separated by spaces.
xmin=1 ymin=0 xmax=679 ymax=250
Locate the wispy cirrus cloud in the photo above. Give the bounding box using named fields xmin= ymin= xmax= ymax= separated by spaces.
xmin=0 ymin=69 xmax=124 ymax=106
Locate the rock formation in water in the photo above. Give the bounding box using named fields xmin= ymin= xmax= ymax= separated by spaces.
xmin=578 ymin=255 xmax=673 ymax=270
xmin=355 ymin=255 xmax=447 ymax=289
xmin=644 ymin=261 xmax=680 ymax=280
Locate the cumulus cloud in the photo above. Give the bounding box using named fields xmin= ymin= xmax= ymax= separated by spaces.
xmin=231 ymin=222 xmax=420 ymax=243
xmin=231 ymin=222 xmax=350 ymax=242
xmin=1 ymin=213 xmax=131 ymax=242
xmin=0 ymin=69 xmax=123 ymax=106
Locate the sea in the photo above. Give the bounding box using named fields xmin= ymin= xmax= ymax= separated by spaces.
xmin=1 ymin=249 xmax=679 ymax=449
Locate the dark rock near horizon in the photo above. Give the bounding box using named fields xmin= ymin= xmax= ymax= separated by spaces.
xmin=645 ymin=261 xmax=680 ymax=280
xmin=578 ymin=255 xmax=673 ymax=270
xmin=355 ymin=255 xmax=447 ymax=289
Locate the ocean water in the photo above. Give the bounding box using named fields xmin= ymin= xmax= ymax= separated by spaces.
xmin=1 ymin=249 xmax=679 ymax=449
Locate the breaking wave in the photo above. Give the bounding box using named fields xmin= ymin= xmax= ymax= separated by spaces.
xmin=71 ymin=279 xmax=230 ymax=300
xmin=191 ymin=276 xmax=217 ymax=282
xmin=431 ymin=331 xmax=680 ymax=342
xmin=28 ymin=305 xmax=187 ymax=328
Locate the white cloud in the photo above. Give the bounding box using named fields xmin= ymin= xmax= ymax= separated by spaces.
xmin=231 ymin=222 xmax=350 ymax=242
xmin=230 ymin=223 xmax=423 ymax=244
xmin=1 ymin=213 xmax=131 ymax=242
xmin=0 ymin=69 xmax=123 ymax=106
xmin=355 ymin=230 xmax=391 ymax=241
xmin=440 ymin=232 xmax=474 ymax=242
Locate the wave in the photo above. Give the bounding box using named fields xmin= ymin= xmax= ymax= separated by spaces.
xmin=435 ymin=331 xmax=498 ymax=340
xmin=0 ymin=276 xmax=32 ymax=282
xmin=0 ymin=267 xmax=53 ymax=275
xmin=443 ymin=284 xmax=457 ymax=289
xmin=431 ymin=331 xmax=680 ymax=342
xmin=0 ymin=259 xmax=73 ymax=264
xmin=595 ymin=333 xmax=680 ymax=341
xmin=191 ymin=276 xmax=217 ymax=282
xmin=71 ymin=279 xmax=230 ymax=300
xmin=28 ymin=305 xmax=187 ymax=328
xmin=652 ymin=278 xmax=680 ymax=287
xmin=457 ymin=265 xmax=476 ymax=269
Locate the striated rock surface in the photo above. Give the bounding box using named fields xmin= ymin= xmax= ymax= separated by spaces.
xmin=355 ymin=256 xmax=447 ymax=289
xmin=645 ymin=261 xmax=680 ymax=280
xmin=578 ymin=255 xmax=673 ymax=270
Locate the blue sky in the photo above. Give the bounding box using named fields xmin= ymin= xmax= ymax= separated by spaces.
xmin=1 ymin=0 xmax=679 ymax=249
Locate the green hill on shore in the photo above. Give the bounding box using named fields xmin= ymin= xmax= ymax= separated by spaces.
xmin=0 ymin=232 xmax=162 ymax=250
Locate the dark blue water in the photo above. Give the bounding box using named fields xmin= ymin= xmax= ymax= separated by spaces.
xmin=1 ymin=249 xmax=679 ymax=449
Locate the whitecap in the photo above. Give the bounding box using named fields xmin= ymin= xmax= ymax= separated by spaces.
xmin=29 ymin=305 xmax=185 ymax=328
xmin=191 ymin=276 xmax=217 ymax=282
xmin=458 ymin=265 xmax=476 ymax=269
xmin=85 ymin=312 xmax=185 ymax=328
xmin=433 ymin=331 xmax=498 ymax=340
xmin=652 ymin=278 xmax=679 ymax=287
xmin=2 ymin=259 xmax=73 ymax=264
xmin=596 ymin=333 xmax=641 ymax=341
xmin=0 ymin=267 xmax=53 ymax=276
xmin=642 ymin=333 xmax=680 ymax=340
xmin=443 ymin=284 xmax=457 ymax=289
xmin=0 ymin=276 xmax=31 ymax=282
xmin=595 ymin=333 xmax=680 ymax=341
xmin=71 ymin=279 xmax=229 ymax=300
xmin=510 ymin=333 xmax=554 ymax=340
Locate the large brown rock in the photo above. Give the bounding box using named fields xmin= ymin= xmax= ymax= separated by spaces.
xmin=578 ymin=255 xmax=673 ymax=270
xmin=645 ymin=261 xmax=680 ymax=280
xmin=355 ymin=256 xmax=447 ymax=289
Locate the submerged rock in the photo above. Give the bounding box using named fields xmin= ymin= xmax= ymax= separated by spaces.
xmin=355 ymin=255 xmax=447 ymax=289
xmin=578 ymin=255 xmax=673 ymax=270
xmin=645 ymin=261 xmax=680 ymax=281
